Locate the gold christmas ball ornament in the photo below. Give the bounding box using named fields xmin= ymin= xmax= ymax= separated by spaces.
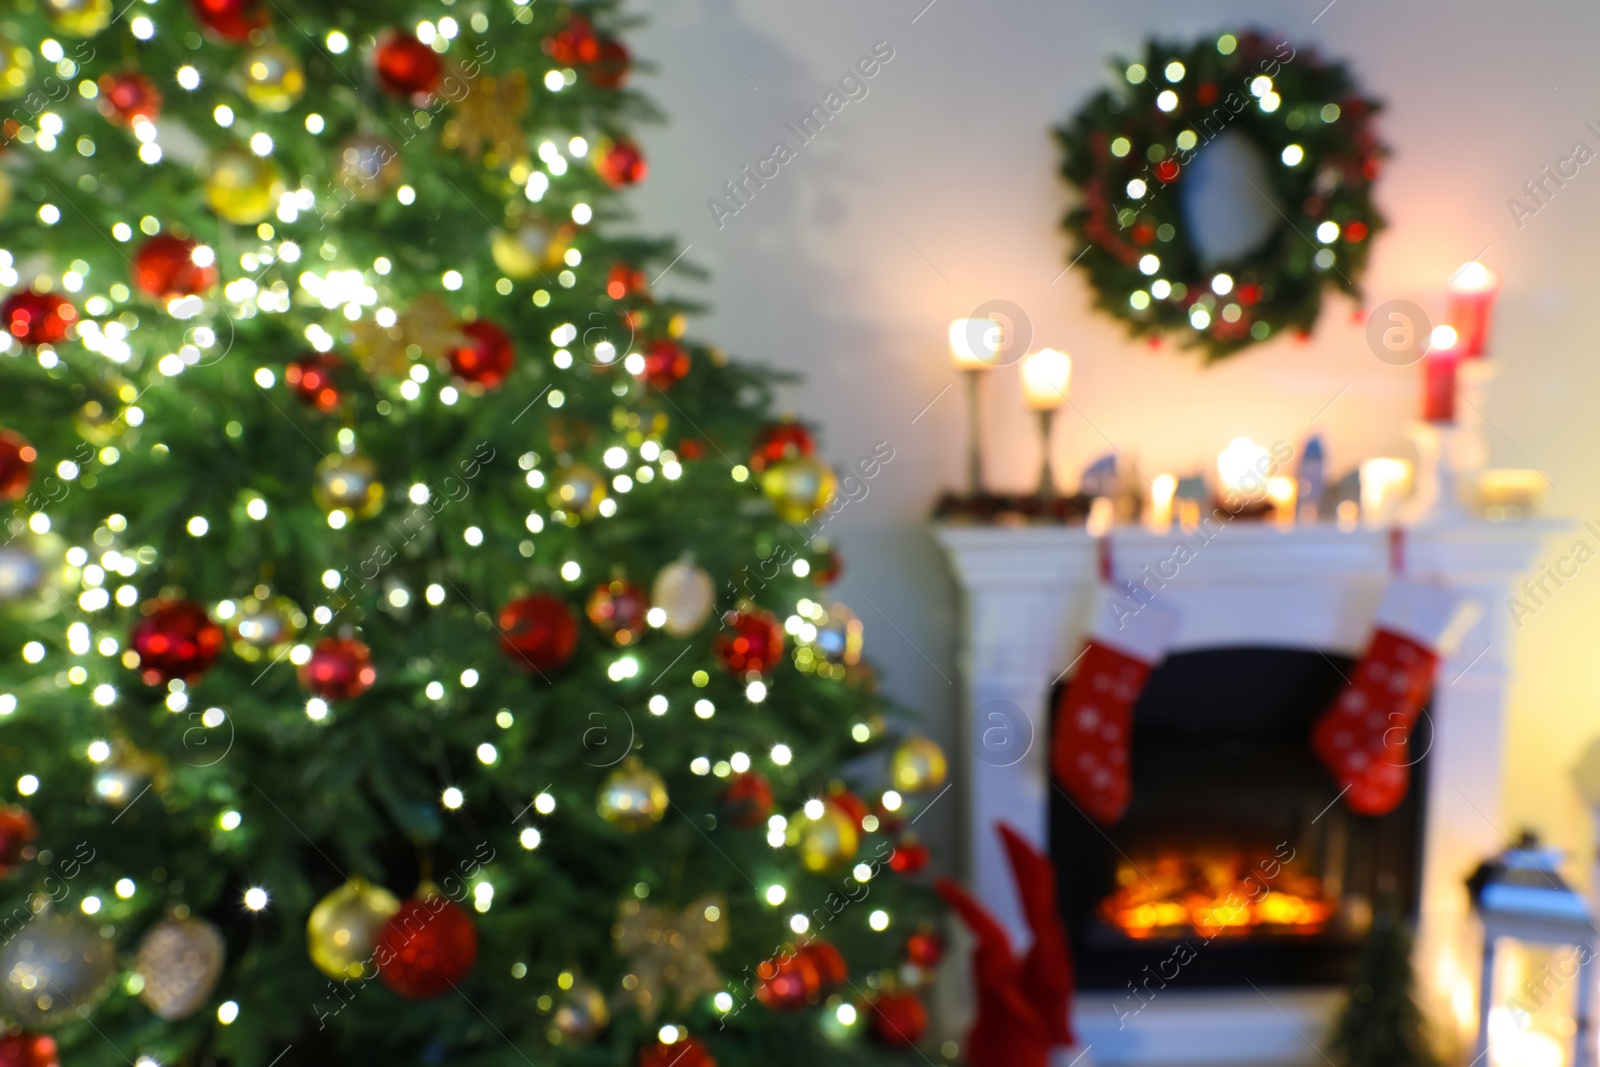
xmin=336 ymin=135 xmax=402 ymax=202
xmin=760 ymin=456 xmax=838 ymax=524
xmin=313 ymin=453 xmax=384 ymax=521
xmin=135 ymin=917 xmax=225 ymax=1021
xmin=547 ymin=462 xmax=607 ymax=524
xmin=597 ymin=757 xmax=668 ymax=832
xmin=226 ymin=593 xmax=304 ymax=661
xmin=797 ymin=600 xmax=863 ymax=676
xmin=0 ymin=39 xmax=33 ymax=99
xmin=890 ymin=736 xmax=948 ymax=794
xmin=490 ymin=218 xmax=574 ymax=279
xmin=0 ymin=911 xmax=116 ymax=1027
xmin=307 ymin=880 xmax=400 ymax=980
xmin=204 ymin=147 xmax=285 ymax=226
xmin=649 ymin=559 xmax=715 ymax=637
xmin=550 ymin=980 xmax=610 ymax=1043
xmin=786 ymin=800 xmax=861 ymax=873
xmin=239 ymin=43 xmax=305 ymax=111
xmin=44 ymin=0 xmax=113 ymax=37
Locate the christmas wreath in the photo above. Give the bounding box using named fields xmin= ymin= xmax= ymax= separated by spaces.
xmin=1056 ymin=32 xmax=1387 ymax=362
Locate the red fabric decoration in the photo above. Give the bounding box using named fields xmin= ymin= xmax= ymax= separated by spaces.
xmin=376 ymin=894 xmax=478 ymax=998
xmin=1312 ymin=581 xmax=1475 ymax=815
xmin=133 ymin=235 xmax=218 ymax=299
xmin=595 ymin=140 xmax=647 ymax=187
xmin=130 ymin=600 xmax=224 ymax=686
xmin=374 ymin=31 xmax=443 ymax=98
xmin=189 ymin=0 xmax=268 ymax=41
xmin=713 ymin=609 xmax=784 ymax=675
xmin=638 ymin=1037 xmax=715 ymax=1067
xmin=0 ymin=1031 xmax=58 ymax=1067
xmin=1050 ymin=587 xmax=1179 ymax=825
xmin=936 ymin=824 xmax=1076 ymax=1067
xmin=721 ymin=771 xmax=773 ymax=828
xmin=449 ymin=321 xmax=514 ymax=389
xmin=498 ymin=594 xmax=578 ymax=672
xmin=0 ymin=807 xmax=38 ymax=873
xmin=2 ymin=290 xmax=77 ymax=347
xmin=300 ymin=637 xmax=375 ymax=700
xmin=0 ymin=430 xmax=36 ymax=500
xmin=640 ymin=339 xmax=690 ymax=389
xmin=97 ymin=72 xmax=162 ymax=126
xmin=285 ymin=353 xmax=344 ymax=411
xmin=868 ymin=990 xmax=928 ymax=1047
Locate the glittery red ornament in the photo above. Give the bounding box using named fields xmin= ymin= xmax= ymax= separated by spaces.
xmin=586 ymin=580 xmax=649 ymax=646
xmin=869 ymin=990 xmax=928 ymax=1047
xmin=189 ymin=0 xmax=269 ymax=42
xmin=545 ymin=16 xmax=600 ymax=66
xmin=130 ymin=600 xmax=224 ymax=686
xmin=755 ymin=949 xmax=818 ymax=1010
xmin=499 ymin=594 xmax=577 ymax=672
xmin=799 ymin=939 xmax=847 ymax=993
xmin=713 ymin=609 xmax=784 ymax=675
xmin=285 ymin=353 xmax=344 ymax=412
xmin=749 ymin=420 xmax=815 ymax=473
xmin=448 ymin=321 xmax=514 ymax=389
xmin=0 ymin=431 xmax=36 ymax=501
xmin=595 ymin=140 xmax=647 ymax=187
xmin=638 ymin=1037 xmax=715 ymax=1067
xmin=639 ymin=339 xmax=690 ymax=389
xmin=299 ymin=637 xmax=375 ymax=700
xmin=590 ymin=38 xmax=631 ymax=89
xmin=97 ymin=72 xmax=162 ymax=126
xmin=375 ymin=893 xmax=478 ymax=999
xmin=2 ymin=291 xmax=77 ymax=347
xmin=0 ymin=807 xmax=38 ymax=873
xmin=721 ymin=771 xmax=773 ymax=828
xmin=888 ymin=835 xmax=930 ymax=875
xmin=0 ymin=1031 xmax=58 ymax=1067
xmin=905 ymin=931 xmax=943 ymax=967
xmin=374 ymin=30 xmax=443 ymax=98
xmin=606 ymin=263 xmax=649 ymax=301
xmin=132 ymin=234 xmax=217 ymax=299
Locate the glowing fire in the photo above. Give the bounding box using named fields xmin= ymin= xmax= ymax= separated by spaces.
xmin=1100 ymin=853 xmax=1337 ymax=939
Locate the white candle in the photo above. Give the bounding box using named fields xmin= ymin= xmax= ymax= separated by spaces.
xmin=948 ymin=318 xmax=1003 ymax=370
xmin=1360 ymin=458 xmax=1414 ymax=525
xmin=1020 ymin=348 xmax=1072 ymax=410
xmin=1149 ymin=473 xmax=1177 ymax=531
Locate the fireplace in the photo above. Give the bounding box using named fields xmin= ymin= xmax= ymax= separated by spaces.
xmin=1051 ymin=647 xmax=1429 ymax=992
xmin=935 ymin=520 xmax=1556 ymax=1066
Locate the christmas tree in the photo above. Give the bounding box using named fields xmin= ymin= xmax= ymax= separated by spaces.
xmin=0 ymin=1 xmax=944 ymax=1063
xmin=1328 ymin=901 xmax=1442 ymax=1067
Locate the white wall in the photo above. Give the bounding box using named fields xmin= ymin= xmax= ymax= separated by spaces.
xmin=627 ymin=0 xmax=1600 ymax=879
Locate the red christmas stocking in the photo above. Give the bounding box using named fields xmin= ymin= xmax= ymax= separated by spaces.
xmin=1051 ymin=588 xmax=1180 ymax=825
xmin=1311 ymin=580 xmax=1478 ymax=816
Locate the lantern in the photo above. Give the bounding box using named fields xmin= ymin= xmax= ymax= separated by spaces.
xmin=1468 ymin=834 xmax=1596 ymax=1067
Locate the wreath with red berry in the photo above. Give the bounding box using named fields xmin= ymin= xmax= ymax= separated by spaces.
xmin=1056 ymin=32 xmax=1387 ymax=362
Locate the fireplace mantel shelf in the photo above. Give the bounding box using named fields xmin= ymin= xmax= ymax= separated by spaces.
xmin=934 ymin=518 xmax=1562 ymax=1067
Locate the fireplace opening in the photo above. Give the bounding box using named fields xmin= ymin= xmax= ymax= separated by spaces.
xmin=1050 ymin=647 xmax=1429 ymax=989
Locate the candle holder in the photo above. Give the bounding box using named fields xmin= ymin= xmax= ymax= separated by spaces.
xmin=1019 ymin=348 xmax=1072 ymax=504
xmin=1401 ymin=422 xmax=1471 ymax=526
xmin=1036 ymin=408 xmax=1057 ymax=502
xmin=963 ymin=368 xmax=984 ymax=497
xmin=948 ymin=318 xmax=1001 ymax=499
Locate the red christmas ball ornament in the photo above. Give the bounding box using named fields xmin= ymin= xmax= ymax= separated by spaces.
xmin=639 ymin=1037 xmax=715 ymax=1067
xmin=97 ymin=72 xmax=162 ymax=126
xmin=595 ymin=140 xmax=647 ymax=187
xmin=132 ymin=234 xmax=218 ymax=300
xmin=448 ymin=321 xmax=514 ymax=390
xmin=888 ymin=834 xmax=931 ymax=875
xmin=798 ymin=939 xmax=847 ymax=993
xmin=545 ymin=15 xmax=600 ymax=66
xmin=499 ymin=594 xmax=578 ymax=672
xmin=2 ymin=290 xmax=77 ymax=347
xmin=713 ymin=609 xmax=784 ymax=676
xmin=606 ymin=263 xmax=649 ymax=301
xmin=1345 ymin=221 xmax=1370 ymax=242
xmin=0 ymin=1031 xmax=58 ymax=1067
xmin=755 ymin=949 xmax=819 ymax=1010
xmin=639 ymin=339 xmax=690 ymax=389
xmin=721 ymin=771 xmax=773 ymax=828
xmin=285 ymin=353 xmax=344 ymax=412
xmin=189 ymin=0 xmax=269 ymax=42
xmin=749 ymin=420 xmax=815 ymax=473
xmin=375 ymin=893 xmax=478 ymax=999
xmin=0 ymin=806 xmax=38 ymax=873
xmin=905 ymin=931 xmax=943 ymax=968
xmin=0 ymin=431 xmax=36 ymax=501
xmin=677 ymin=438 xmax=705 ymax=461
xmin=1154 ymin=159 xmax=1180 ymax=183
xmin=590 ymin=38 xmax=631 ymax=89
xmin=869 ymin=990 xmax=928 ymax=1047
xmin=374 ymin=30 xmax=443 ymax=98
xmin=299 ymin=637 xmax=375 ymax=700
xmin=130 ymin=600 xmax=224 ymax=686
xmin=586 ymin=580 xmax=649 ymax=646
xmin=828 ymin=790 xmax=868 ymax=831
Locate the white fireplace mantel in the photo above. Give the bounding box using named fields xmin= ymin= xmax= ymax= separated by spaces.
xmin=935 ymin=518 xmax=1561 ymax=1067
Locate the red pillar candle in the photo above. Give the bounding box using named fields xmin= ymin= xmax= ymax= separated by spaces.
xmin=1422 ymin=345 xmax=1460 ymax=423
xmin=1446 ymin=261 xmax=1501 ymax=358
